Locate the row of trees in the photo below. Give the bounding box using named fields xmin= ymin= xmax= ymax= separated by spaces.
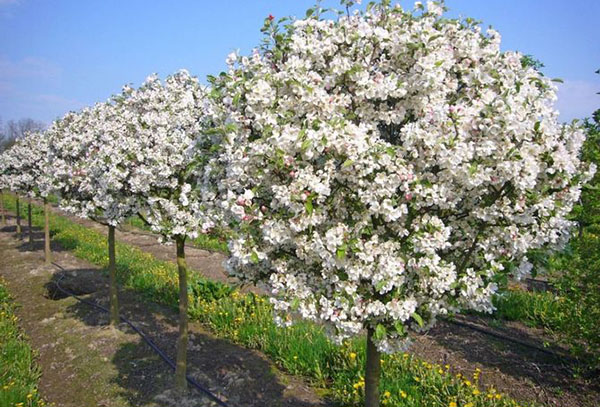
xmin=0 ymin=117 xmax=46 ymax=153
xmin=0 ymin=2 xmax=595 ymax=406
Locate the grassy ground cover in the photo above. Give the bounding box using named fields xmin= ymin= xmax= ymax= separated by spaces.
xmin=0 ymin=278 xmax=45 ymax=407
xmin=1 ymin=194 xmax=529 ymax=407
xmin=124 ymin=215 xmax=228 ymax=253
xmin=491 ymin=230 xmax=600 ymax=365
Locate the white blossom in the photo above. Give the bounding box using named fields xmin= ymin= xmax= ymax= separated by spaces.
xmin=206 ymin=2 xmax=594 ymax=352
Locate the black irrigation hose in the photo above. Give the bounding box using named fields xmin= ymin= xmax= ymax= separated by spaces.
xmin=50 ymin=262 xmax=231 ymax=407
xmin=445 ymin=317 xmax=575 ymax=361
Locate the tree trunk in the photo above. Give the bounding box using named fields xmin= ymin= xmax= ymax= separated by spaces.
xmin=365 ymin=327 xmax=381 ymax=407
xmin=108 ymin=225 xmax=119 ymax=326
xmin=28 ymin=198 xmax=33 ymax=248
xmin=0 ymin=191 xmax=5 ymax=226
xmin=44 ymin=198 xmax=51 ymax=264
xmin=175 ymin=235 xmax=189 ymax=392
xmin=16 ymin=195 xmax=21 ymax=239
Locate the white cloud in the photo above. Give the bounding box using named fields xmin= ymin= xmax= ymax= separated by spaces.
xmin=33 ymin=94 xmax=81 ymax=110
xmin=0 ymin=81 xmax=14 ymax=93
xmin=0 ymin=88 xmax=83 ymax=124
xmin=0 ymin=56 xmax=61 ymax=80
xmin=555 ymin=80 xmax=599 ymax=122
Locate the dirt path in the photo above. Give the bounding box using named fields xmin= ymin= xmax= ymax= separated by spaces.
xmin=0 ymin=218 xmax=328 ymax=407
xmin=4 ymin=202 xmax=600 ymax=407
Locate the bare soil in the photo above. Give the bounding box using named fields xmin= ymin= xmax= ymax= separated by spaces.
xmin=2 ymin=204 xmax=600 ymax=407
xmin=0 ymin=217 xmax=328 ymax=407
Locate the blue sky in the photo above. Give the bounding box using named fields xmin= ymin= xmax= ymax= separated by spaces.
xmin=1 ymin=0 xmax=598 ymax=125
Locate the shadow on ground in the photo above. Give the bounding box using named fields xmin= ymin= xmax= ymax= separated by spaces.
xmin=411 ymin=317 xmax=600 ymax=407
xmin=44 ymin=268 xmax=329 ymax=407
xmin=0 ymin=220 xmax=68 ymax=254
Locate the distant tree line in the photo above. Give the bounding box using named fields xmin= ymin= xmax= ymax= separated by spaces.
xmin=0 ymin=117 xmax=45 ymax=152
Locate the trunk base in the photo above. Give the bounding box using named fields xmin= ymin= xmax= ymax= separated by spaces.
xmin=365 ymin=328 xmax=381 ymax=407
xmin=108 ymin=225 xmax=119 ymax=326
xmin=175 ymin=235 xmax=189 ymax=392
xmin=44 ymin=199 xmax=52 ymax=264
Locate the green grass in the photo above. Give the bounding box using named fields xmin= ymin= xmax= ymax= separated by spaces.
xmin=2 ymin=194 xmax=530 ymax=407
xmin=490 ymin=229 xmax=600 ymax=365
xmin=0 ymin=278 xmax=45 ymax=407
xmin=492 ymin=275 xmax=600 ymax=365
xmin=492 ymin=289 xmax=565 ymax=329
xmin=124 ymin=215 xmax=228 ymax=253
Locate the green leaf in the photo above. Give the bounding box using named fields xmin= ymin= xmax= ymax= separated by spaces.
xmin=305 ymin=196 xmax=313 ymax=215
xmin=411 ymin=312 xmax=424 ymax=328
xmin=336 ymin=244 xmax=347 ymax=260
xmin=551 ymin=78 xmax=564 ymax=83
xmin=394 ymin=321 xmax=406 ymax=335
xmin=250 ymin=251 xmax=259 ymax=264
xmin=342 ymin=159 xmax=354 ymax=168
xmin=301 ymin=138 xmax=312 ymax=152
xmin=374 ymin=324 xmax=386 ymax=340
xmin=534 ymin=121 xmax=541 ymax=132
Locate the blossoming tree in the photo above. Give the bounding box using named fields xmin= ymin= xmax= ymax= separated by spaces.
xmin=47 ymin=102 xmax=139 ymax=325
xmin=0 ymin=144 xmax=25 ymax=240
xmin=115 ymin=70 xmax=216 ymax=391
xmin=1 ymin=131 xmax=53 ymax=257
xmin=210 ymin=1 xmax=595 ymax=405
xmin=0 ymin=156 xmax=9 ymax=226
xmin=0 ymin=171 xmax=6 ymax=226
